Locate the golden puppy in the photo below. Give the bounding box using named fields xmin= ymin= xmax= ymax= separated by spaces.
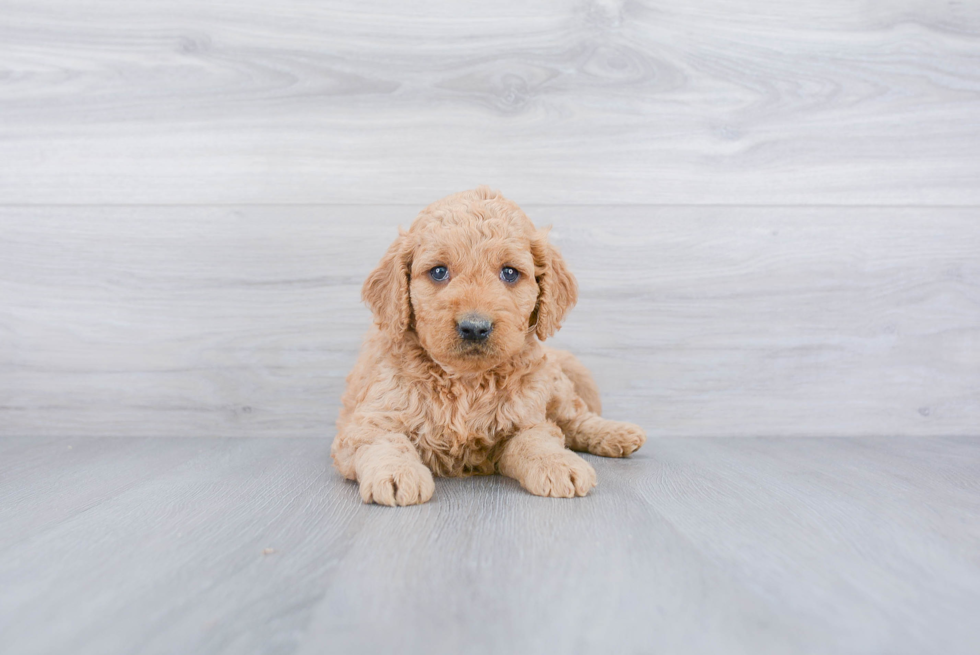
xmin=331 ymin=187 xmax=646 ymax=506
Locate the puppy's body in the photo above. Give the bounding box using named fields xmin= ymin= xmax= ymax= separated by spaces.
xmin=332 ymin=187 xmax=645 ymax=505
xmin=336 ymin=331 xmax=601 ymax=478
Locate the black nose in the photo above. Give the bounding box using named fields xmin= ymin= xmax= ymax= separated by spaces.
xmin=456 ymin=315 xmax=493 ymax=341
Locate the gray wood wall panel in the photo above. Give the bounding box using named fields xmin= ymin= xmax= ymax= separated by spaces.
xmin=2 ymin=205 xmax=977 ymax=438
xmin=1 ymin=1 xmax=979 ymax=204
xmin=1 ymin=0 xmax=979 ymax=438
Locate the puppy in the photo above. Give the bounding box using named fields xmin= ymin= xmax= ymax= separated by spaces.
xmin=332 ymin=187 xmax=646 ymax=506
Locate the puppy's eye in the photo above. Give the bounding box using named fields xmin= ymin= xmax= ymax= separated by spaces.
xmin=429 ymin=266 xmax=449 ymax=282
xmin=500 ymin=267 xmax=520 ymax=284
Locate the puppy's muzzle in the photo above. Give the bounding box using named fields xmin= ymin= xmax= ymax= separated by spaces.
xmin=456 ymin=314 xmax=493 ymax=342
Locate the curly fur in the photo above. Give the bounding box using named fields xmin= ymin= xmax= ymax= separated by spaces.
xmin=332 ymin=186 xmax=646 ymax=505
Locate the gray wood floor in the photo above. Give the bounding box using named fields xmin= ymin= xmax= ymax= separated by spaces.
xmin=2 ymin=436 xmax=979 ymax=655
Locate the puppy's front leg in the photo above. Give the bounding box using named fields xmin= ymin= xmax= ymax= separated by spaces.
xmin=547 ymin=370 xmax=646 ymax=458
xmin=333 ymin=429 xmax=434 ymax=507
xmin=498 ymin=422 xmax=597 ymax=498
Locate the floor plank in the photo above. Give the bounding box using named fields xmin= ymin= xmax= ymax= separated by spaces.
xmin=2 ymin=205 xmax=978 ymax=438
xmin=1 ymin=1 xmax=979 ymax=204
xmin=1 ymin=436 xmax=978 ymax=654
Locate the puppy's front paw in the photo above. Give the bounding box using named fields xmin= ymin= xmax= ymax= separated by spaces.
xmin=520 ymin=450 xmax=597 ymax=498
xmin=358 ymin=457 xmax=435 ymax=507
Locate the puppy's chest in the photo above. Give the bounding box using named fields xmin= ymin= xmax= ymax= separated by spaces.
xmin=409 ymin=385 xmax=541 ymax=475
xmin=423 ymin=388 xmax=517 ymax=441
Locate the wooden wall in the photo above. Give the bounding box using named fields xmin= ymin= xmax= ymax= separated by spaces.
xmin=1 ymin=0 xmax=978 ymax=438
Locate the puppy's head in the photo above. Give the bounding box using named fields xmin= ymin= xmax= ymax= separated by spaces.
xmin=363 ymin=186 xmax=577 ymax=373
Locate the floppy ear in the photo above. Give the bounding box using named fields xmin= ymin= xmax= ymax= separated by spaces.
xmin=531 ymin=230 xmax=578 ymax=340
xmin=362 ymin=230 xmax=413 ymax=339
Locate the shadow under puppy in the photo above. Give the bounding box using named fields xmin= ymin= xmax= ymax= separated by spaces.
xmin=332 ymin=187 xmax=646 ymax=506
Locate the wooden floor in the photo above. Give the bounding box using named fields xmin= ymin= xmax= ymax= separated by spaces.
xmin=2 ymin=1 xmax=980 ymax=653
xmin=2 ymin=436 xmax=979 ymax=654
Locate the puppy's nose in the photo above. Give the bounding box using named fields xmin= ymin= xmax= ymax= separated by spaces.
xmin=456 ymin=315 xmax=493 ymax=341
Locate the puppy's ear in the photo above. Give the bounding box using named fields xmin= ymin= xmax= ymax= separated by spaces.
xmin=362 ymin=230 xmax=413 ymax=339
xmin=531 ymin=230 xmax=578 ymax=340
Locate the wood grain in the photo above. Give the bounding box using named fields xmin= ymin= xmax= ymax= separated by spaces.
xmin=1 ymin=436 xmax=978 ymax=654
xmin=1 ymin=0 xmax=979 ymax=204
xmin=2 ymin=205 xmax=977 ymax=438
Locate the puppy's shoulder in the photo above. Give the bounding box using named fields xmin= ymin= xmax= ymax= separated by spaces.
xmin=343 ymin=327 xmax=413 ymax=405
xmin=536 ymin=345 xmax=571 ymax=379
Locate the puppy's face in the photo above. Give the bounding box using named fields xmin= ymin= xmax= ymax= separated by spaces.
xmin=362 ymin=188 xmax=577 ymax=375
xmin=408 ymin=226 xmax=539 ymax=372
